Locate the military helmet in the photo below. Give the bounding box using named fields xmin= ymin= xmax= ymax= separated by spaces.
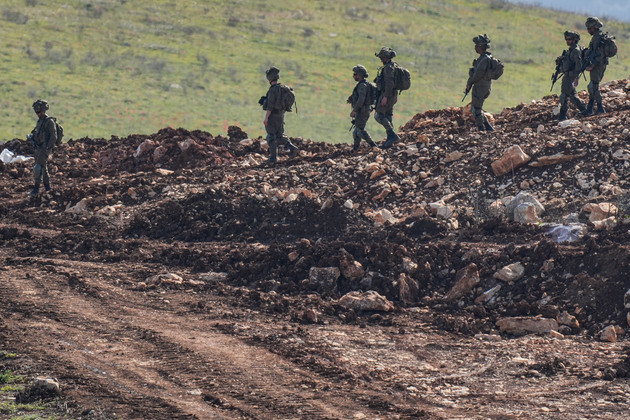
xmin=564 ymin=30 xmax=580 ymax=41
xmin=585 ymin=17 xmax=603 ymax=29
xmin=375 ymin=47 xmax=396 ymax=59
xmin=473 ymin=34 xmax=491 ymax=46
xmin=32 ymin=99 xmax=49 ymax=112
xmin=352 ymin=64 xmax=369 ymax=78
xmin=265 ymin=66 xmax=280 ymax=81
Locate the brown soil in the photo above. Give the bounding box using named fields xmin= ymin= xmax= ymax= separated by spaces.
xmin=2 ymin=81 xmax=630 ymax=419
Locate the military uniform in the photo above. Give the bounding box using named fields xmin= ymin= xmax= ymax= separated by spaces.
xmin=557 ymin=31 xmax=587 ymax=120
xmin=467 ymin=54 xmax=493 ymax=131
xmin=262 ymin=67 xmax=297 ymax=163
xmin=584 ymin=17 xmax=608 ymax=114
xmin=374 ymin=47 xmax=400 ymax=148
xmin=30 ymin=100 xmax=57 ymax=194
xmin=348 ymin=65 xmax=376 ymax=150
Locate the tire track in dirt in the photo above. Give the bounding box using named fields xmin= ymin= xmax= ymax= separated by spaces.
xmin=0 ymin=256 xmax=425 ymax=419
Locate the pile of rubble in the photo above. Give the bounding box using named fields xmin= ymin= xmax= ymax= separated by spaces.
xmin=2 ymin=79 xmax=630 ymax=343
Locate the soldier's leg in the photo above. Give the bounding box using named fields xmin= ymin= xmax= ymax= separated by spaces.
xmin=31 ymin=148 xmax=48 ymax=195
xmin=355 ymin=111 xmax=375 ymax=148
xmin=266 ymin=133 xmax=278 ymax=163
xmin=352 ymin=127 xmax=362 ymax=150
xmin=558 ymin=92 xmax=569 ymax=121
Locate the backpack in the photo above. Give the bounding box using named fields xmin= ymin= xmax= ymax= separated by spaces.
xmin=363 ymin=80 xmax=379 ymax=106
xmin=393 ymin=63 xmax=411 ymax=91
xmin=277 ymin=84 xmax=296 ymax=112
xmin=601 ymin=32 xmax=617 ymax=58
xmin=46 ymin=116 xmax=64 ymax=146
xmin=487 ymin=55 xmax=504 ymax=80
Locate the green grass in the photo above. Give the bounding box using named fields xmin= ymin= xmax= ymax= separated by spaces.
xmin=0 ymin=0 xmax=629 ymax=144
xmin=0 ymin=370 xmax=24 ymax=384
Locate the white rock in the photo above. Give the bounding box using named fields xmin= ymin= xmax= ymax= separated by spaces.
xmin=337 ymin=290 xmax=394 ymax=312
xmin=493 ymin=262 xmax=525 ymax=283
xmin=145 ymin=273 xmax=184 ymax=286
xmin=625 ymin=289 xmax=630 ymax=309
xmin=198 ymin=272 xmax=228 ymax=282
xmin=344 ymin=199 xmax=354 ymax=209
xmin=558 ymin=119 xmax=580 ymax=128
xmin=65 ymin=198 xmax=90 ymax=215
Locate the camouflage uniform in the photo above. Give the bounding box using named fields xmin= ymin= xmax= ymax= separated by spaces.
xmin=348 ymin=65 xmax=376 ymax=150
xmin=584 ymin=17 xmax=608 ymax=114
xmin=262 ymin=67 xmax=297 ymax=163
xmin=374 ymin=47 xmax=400 ymax=148
xmin=467 ymin=35 xmax=494 ymax=131
xmin=557 ymin=31 xmax=586 ymax=120
xmin=30 ymin=100 xmax=57 ymax=194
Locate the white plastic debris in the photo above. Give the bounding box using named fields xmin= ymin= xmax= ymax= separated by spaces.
xmin=0 ymin=149 xmax=33 ymax=164
xmin=544 ymin=223 xmax=586 ymax=243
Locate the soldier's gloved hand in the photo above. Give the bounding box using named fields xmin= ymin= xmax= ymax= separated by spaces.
xmin=555 ymin=56 xmax=562 ymax=66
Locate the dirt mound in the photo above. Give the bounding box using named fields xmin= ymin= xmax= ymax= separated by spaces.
xmin=2 ymin=79 xmax=630 ymax=419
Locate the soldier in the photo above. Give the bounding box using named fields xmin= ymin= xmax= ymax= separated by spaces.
xmin=374 ymin=47 xmax=400 ymax=149
xmin=347 ymin=64 xmax=377 ymax=151
xmin=583 ymin=17 xmax=608 ymax=115
xmin=465 ymin=34 xmax=495 ymax=131
xmin=556 ymin=31 xmax=587 ymax=121
xmin=262 ymin=66 xmax=298 ymax=164
xmin=28 ymin=99 xmax=57 ymax=195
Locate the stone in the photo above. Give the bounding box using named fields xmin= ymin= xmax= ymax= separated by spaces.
xmin=474 ymin=284 xmax=501 ymax=305
xmin=506 ymin=192 xmax=545 ymax=218
xmin=146 ymin=273 xmax=184 ymax=286
xmin=339 ymin=250 xmax=365 ymax=281
xmin=444 ymin=263 xmax=479 ymax=302
xmin=198 ymin=272 xmax=228 ymax=282
xmin=134 ymin=139 xmax=155 ymax=158
xmin=65 ymin=198 xmax=90 ymax=215
xmin=370 ymin=168 xmax=386 ymax=179
xmin=288 ymin=251 xmax=300 ymax=262
xmin=600 ymin=325 xmax=619 ymax=342
xmin=612 ymin=149 xmax=630 ymax=161
xmin=549 ymin=330 xmax=564 ymax=339
xmin=586 ymin=203 xmax=618 ymax=222
xmin=513 ymin=203 xmax=540 ymax=224
xmin=33 ymin=377 xmax=60 ymax=393
xmin=155 ymin=168 xmax=173 ymax=176
xmin=557 ymin=311 xmax=579 ymax=328
xmin=558 ymin=119 xmax=580 ymax=128
xmin=303 ymin=309 xmax=318 ymax=324
xmin=444 ymin=151 xmax=464 ymax=163
xmin=625 ymin=289 xmax=630 ymax=309
xmin=493 ymin=262 xmax=525 ymax=283
xmin=337 ymin=290 xmax=394 ymax=312
xmin=491 ymin=145 xmax=531 ymax=176
xmin=627 ymin=312 xmax=630 ymax=328
xmin=529 ymin=152 xmax=585 ymax=167
xmin=178 ymin=138 xmax=198 ymax=153
xmin=496 ymin=317 xmax=558 ymax=335
xmin=344 ymin=199 xmax=354 ymax=209
xmin=592 ymin=217 xmax=616 ymax=230
xmin=398 ymin=273 xmax=419 ymax=304
xmin=401 ymin=257 xmax=418 ymax=273
xmin=309 ymin=267 xmax=340 ymax=289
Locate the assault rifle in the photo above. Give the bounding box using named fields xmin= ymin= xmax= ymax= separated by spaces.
xmin=349 ymin=119 xmax=356 ymax=132
xmin=550 ymin=66 xmax=564 ymax=92
xmin=461 ymin=88 xmax=470 ymax=103
xmin=576 ymin=47 xmax=602 ymax=82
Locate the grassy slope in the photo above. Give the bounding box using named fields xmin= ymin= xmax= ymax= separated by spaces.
xmin=0 ymin=0 xmax=629 ymax=144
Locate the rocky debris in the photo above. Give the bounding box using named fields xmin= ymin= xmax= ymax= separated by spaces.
xmin=337 ymin=291 xmax=394 ymax=312
xmin=496 ymin=317 xmax=559 ymax=335
xmin=600 ymin=325 xmax=625 ymax=342
xmin=557 ymin=311 xmax=579 ymax=328
xmin=491 ymin=146 xmax=531 ymax=176
xmin=17 ymin=377 xmax=60 ymax=403
xmin=142 ymin=273 xmax=184 ymax=288
xmin=493 ymin=262 xmax=525 ymax=283
xmin=444 ymin=263 xmax=479 ymax=302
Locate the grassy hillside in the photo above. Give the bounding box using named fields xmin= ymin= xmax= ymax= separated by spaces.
xmin=0 ymin=0 xmax=629 ymax=144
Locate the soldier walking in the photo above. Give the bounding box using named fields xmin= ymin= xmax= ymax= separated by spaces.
xmin=28 ymin=99 xmax=57 ymax=196
xmin=556 ymin=31 xmax=587 ymax=121
xmin=374 ymin=47 xmax=400 ymax=149
xmin=583 ymin=17 xmax=609 ymax=115
xmin=465 ymin=34 xmax=495 ymax=131
xmin=262 ymin=66 xmax=298 ymax=164
xmin=347 ymin=65 xmax=377 ymax=151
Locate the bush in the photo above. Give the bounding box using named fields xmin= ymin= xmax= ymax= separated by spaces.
xmin=2 ymin=9 xmax=28 ymax=24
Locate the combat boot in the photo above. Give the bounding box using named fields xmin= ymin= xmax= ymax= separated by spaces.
xmin=577 ymin=102 xmax=587 ymax=116
xmin=595 ymin=102 xmax=606 ymax=115
xmin=288 ymin=145 xmax=298 ymax=158
xmin=30 ymin=185 xmax=39 ymax=196
xmin=363 ymin=132 xmax=377 ymax=147
xmin=581 ymin=100 xmax=594 ymax=116
xmin=557 ymin=108 xmax=568 ymax=122
xmin=379 ymin=131 xmax=399 ymax=149
xmin=484 ymin=121 xmax=495 ymax=131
